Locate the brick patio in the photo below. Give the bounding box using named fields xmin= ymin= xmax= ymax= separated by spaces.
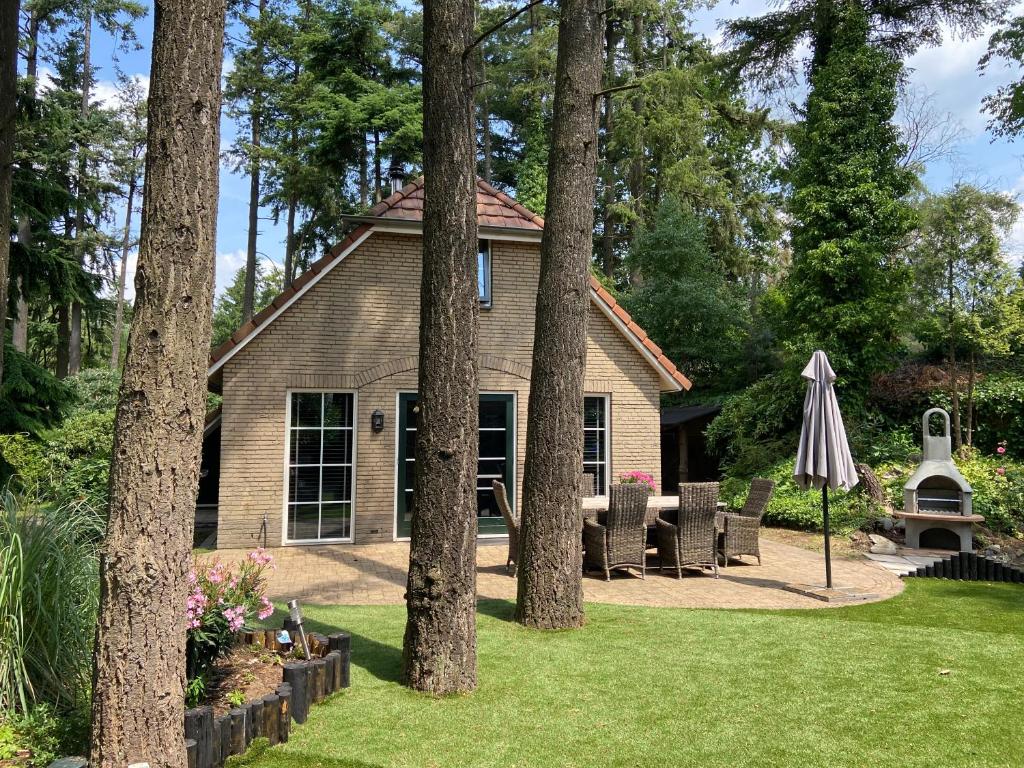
xmin=208 ymin=530 xmax=903 ymax=610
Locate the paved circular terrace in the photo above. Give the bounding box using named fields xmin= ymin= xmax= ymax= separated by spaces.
xmin=208 ymin=531 xmax=903 ymax=610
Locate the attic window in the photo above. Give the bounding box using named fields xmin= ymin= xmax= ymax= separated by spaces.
xmin=479 ymin=240 xmax=492 ymax=307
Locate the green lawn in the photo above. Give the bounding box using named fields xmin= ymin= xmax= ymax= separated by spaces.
xmin=238 ymin=581 xmax=1024 ymax=768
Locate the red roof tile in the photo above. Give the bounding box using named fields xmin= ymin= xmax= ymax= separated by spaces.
xmin=366 ymin=177 xmax=545 ymax=231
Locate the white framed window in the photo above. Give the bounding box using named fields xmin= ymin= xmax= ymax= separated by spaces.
xmin=583 ymin=395 xmax=610 ymax=495
xmin=478 ymin=239 xmax=492 ymax=307
xmin=285 ymin=391 xmax=356 ymax=543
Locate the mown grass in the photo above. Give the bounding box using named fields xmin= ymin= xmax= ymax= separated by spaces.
xmin=237 ymin=580 xmax=1024 ymax=768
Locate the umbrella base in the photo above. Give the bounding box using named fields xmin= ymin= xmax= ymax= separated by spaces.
xmin=783 ymin=583 xmax=879 ymax=603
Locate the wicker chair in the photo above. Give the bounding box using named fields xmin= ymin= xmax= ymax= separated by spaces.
xmin=719 ymin=478 xmax=774 ymax=567
xmin=583 ymin=483 xmax=648 ymax=580
xmin=580 ymin=471 xmax=599 ymax=498
xmin=656 ymin=482 xmax=719 ymax=579
xmin=492 ymin=480 xmax=519 ymax=575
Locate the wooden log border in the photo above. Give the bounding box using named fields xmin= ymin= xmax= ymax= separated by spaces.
xmin=904 ymin=553 xmax=1023 ymax=584
xmin=53 ymin=628 xmax=351 ymax=768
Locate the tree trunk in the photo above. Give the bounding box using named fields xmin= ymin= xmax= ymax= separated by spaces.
xmin=515 ymin=0 xmax=603 ymax=630
xmin=965 ymin=350 xmax=976 ymax=448
xmin=88 ymin=0 xmax=226 ymax=765
xmin=599 ymin=14 xmax=618 ymax=278
xmin=0 ymin=0 xmax=18 ymax=383
xmin=283 ymin=195 xmax=296 ymax=287
xmin=110 ymin=174 xmax=136 ymax=368
xmin=477 ymin=45 xmax=492 ymax=183
xmin=56 ymin=303 xmax=70 ymax=378
xmin=69 ymin=301 xmax=82 ymax=373
xmin=70 ymin=9 xmax=93 ymax=377
xmin=373 ymin=129 xmax=382 ymax=202
xmin=12 ymin=10 xmax=39 ymax=355
xmin=947 ymin=255 xmax=962 ymax=450
xmin=241 ymin=0 xmax=266 ymax=324
xmin=403 ymin=0 xmax=479 ymax=695
xmin=359 ymin=138 xmax=369 ymax=208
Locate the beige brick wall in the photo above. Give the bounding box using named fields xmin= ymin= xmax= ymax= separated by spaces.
xmin=215 ymin=231 xmax=664 ymax=548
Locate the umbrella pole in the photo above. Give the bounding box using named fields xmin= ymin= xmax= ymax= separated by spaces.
xmin=823 ymin=485 xmax=833 ymax=589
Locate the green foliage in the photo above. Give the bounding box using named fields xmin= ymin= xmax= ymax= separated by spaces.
xmin=0 ymin=346 xmax=72 ymax=436
xmin=0 ymin=703 xmax=88 ymax=768
xmin=65 ymin=367 xmax=121 ymax=413
xmin=622 ymin=198 xmax=751 ymax=389
xmin=211 ymin=263 xmax=286 ymax=350
xmin=0 ymin=491 xmax=101 ymax=717
xmin=720 ymin=459 xmax=878 ymax=533
xmin=982 ymin=15 xmax=1024 ymax=137
xmin=0 ymin=409 xmax=115 ymax=511
xmin=781 ymin=5 xmax=916 ymax=388
xmin=705 ymin=371 xmax=805 ymax=476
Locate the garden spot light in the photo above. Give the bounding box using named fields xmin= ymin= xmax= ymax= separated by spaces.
xmin=288 ymin=598 xmax=312 ymax=660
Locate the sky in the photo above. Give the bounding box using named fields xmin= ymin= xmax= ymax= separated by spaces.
xmin=77 ymin=0 xmax=1024 ymax=300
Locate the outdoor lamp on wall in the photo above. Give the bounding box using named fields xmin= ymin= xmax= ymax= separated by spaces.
xmin=371 ymin=409 xmax=385 ymax=433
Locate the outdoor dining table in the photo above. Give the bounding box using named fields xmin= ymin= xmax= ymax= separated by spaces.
xmin=581 ymin=495 xmax=727 ymax=527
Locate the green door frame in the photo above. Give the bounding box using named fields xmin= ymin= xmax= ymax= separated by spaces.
xmin=396 ymin=392 xmax=515 ymax=538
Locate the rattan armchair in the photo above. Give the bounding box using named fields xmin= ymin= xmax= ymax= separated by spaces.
xmin=656 ymin=482 xmax=719 ymax=578
xmin=580 ymin=471 xmax=599 ymax=498
xmin=719 ymin=478 xmax=774 ymax=567
xmin=493 ymin=480 xmax=519 ymax=575
xmin=583 ymin=483 xmax=648 ymax=580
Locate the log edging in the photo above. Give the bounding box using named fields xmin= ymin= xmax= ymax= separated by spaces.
xmin=51 ymin=627 xmax=351 ymax=768
xmin=904 ymin=552 xmax=1023 ymax=584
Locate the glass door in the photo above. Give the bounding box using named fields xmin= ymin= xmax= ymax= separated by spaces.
xmin=397 ymin=393 xmax=514 ymax=538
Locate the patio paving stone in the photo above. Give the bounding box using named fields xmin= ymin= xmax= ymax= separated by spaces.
xmin=206 ymin=529 xmax=904 ymax=610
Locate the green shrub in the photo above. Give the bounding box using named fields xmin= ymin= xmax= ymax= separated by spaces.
xmin=0 ymin=704 xmax=88 ymax=767
xmin=0 ymin=409 xmax=115 ymax=510
xmin=721 ymin=459 xmax=879 ymax=534
xmin=0 ymin=491 xmax=100 ymax=715
xmin=65 ymin=368 xmax=121 ymax=413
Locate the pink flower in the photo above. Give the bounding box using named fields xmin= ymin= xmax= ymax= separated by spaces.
xmin=258 ymin=596 xmax=274 ymax=621
xmin=996 ymin=467 xmax=1006 ymax=476
xmin=997 ymin=446 xmax=1006 ymax=455
xmin=247 ymin=548 xmax=274 ymax=567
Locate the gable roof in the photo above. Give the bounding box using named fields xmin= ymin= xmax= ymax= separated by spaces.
xmin=350 ymin=177 xmax=545 ymax=232
xmin=208 ymin=187 xmax=690 ymax=392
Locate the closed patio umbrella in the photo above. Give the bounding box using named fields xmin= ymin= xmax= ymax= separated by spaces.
xmin=794 ymin=350 xmax=859 ymax=589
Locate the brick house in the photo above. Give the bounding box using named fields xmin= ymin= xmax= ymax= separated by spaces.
xmin=202 ymin=179 xmax=690 ymax=549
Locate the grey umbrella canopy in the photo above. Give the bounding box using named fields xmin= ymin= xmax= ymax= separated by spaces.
xmin=794 ymin=350 xmax=858 ymax=587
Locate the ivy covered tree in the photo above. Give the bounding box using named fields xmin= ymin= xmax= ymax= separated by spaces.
xmin=780 ymin=2 xmax=916 ymax=388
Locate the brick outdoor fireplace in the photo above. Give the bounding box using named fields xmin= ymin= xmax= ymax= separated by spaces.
xmin=896 ymin=408 xmax=983 ymax=552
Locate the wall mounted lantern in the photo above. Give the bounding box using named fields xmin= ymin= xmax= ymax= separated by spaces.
xmin=371 ymin=409 xmax=385 ymax=433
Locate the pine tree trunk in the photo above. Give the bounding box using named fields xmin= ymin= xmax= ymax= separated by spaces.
xmin=110 ymin=175 xmax=136 ymax=369
xmin=599 ymin=15 xmax=618 ymax=278
xmin=283 ymin=195 xmax=296 ymax=287
xmin=88 ymin=0 xmax=226 ymax=764
xmin=373 ymin=129 xmax=382 ymax=202
xmin=12 ymin=10 xmax=38 ymax=355
xmin=965 ymin=350 xmax=976 ymax=448
xmin=69 ymin=301 xmax=82 ymax=373
xmin=359 ymin=139 xmax=369 ymax=208
xmin=0 ymin=0 xmax=17 ymax=384
xmin=56 ymin=303 xmax=70 ymax=378
xmin=241 ymin=0 xmax=265 ymax=325
xmin=403 ymin=0 xmax=479 ymax=695
xmin=515 ymin=0 xmax=602 ymax=630
xmin=70 ymin=10 xmax=92 ymax=377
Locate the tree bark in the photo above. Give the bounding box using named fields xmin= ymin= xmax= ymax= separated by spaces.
xmin=110 ymin=173 xmax=136 ymax=369
xmin=515 ymin=0 xmax=603 ymax=630
xmin=11 ymin=8 xmax=36 ymax=356
xmin=56 ymin=303 xmax=70 ymax=378
xmin=599 ymin=14 xmax=618 ymax=278
xmin=403 ymin=0 xmax=479 ymax=694
xmin=359 ymin=138 xmax=369 ymax=208
xmin=241 ymin=0 xmax=266 ymax=324
xmin=0 ymin=0 xmax=18 ymax=384
xmin=69 ymin=9 xmax=93 ymax=376
xmin=283 ymin=194 xmax=296 ymax=287
xmin=88 ymin=0 xmax=226 ymax=765
xmin=965 ymin=350 xmax=976 ymax=448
